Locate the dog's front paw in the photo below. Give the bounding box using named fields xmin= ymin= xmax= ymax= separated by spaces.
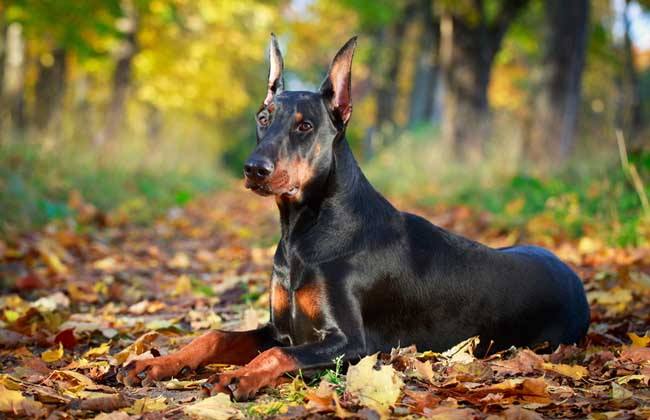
xmin=202 ymin=370 xmax=263 ymax=402
xmin=117 ymin=356 xmax=188 ymax=387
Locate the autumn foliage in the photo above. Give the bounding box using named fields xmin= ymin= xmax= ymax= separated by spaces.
xmin=1 ymin=187 xmax=649 ymax=418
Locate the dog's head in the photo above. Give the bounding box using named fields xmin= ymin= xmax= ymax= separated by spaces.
xmin=244 ymin=34 xmax=356 ymax=202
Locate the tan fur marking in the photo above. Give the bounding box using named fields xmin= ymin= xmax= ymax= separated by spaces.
xmin=272 ymin=283 xmax=289 ymax=315
xmin=268 ymin=157 xmax=316 ymax=201
xmin=296 ymin=282 xmax=323 ymax=320
xmin=294 ymin=112 xmax=303 ymax=122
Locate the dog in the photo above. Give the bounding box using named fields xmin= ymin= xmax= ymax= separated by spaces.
xmin=118 ymin=35 xmax=590 ymax=401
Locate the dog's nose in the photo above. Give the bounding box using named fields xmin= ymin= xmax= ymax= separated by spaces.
xmin=244 ymin=158 xmax=274 ymax=180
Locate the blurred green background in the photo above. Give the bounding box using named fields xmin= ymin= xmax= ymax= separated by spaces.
xmin=0 ymin=0 xmax=648 ymax=245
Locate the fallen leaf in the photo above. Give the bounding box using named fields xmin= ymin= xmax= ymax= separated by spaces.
xmin=69 ymin=393 xmax=129 ymax=412
xmin=492 ymin=349 xmax=543 ymax=375
xmin=627 ymin=332 xmax=650 ymax=348
xmin=42 ymin=343 xmax=64 ymax=363
xmin=83 ymin=342 xmax=111 ymax=359
xmin=169 ymin=253 xmax=191 ymax=269
xmin=587 ymin=288 xmax=633 ymax=315
xmin=54 ymin=328 xmax=77 ymax=350
xmin=410 ymin=359 xmax=434 ymax=383
xmin=32 ymin=292 xmax=70 ymax=312
xmin=346 ymin=353 xmax=403 ymax=414
xmin=611 ymin=382 xmax=633 ymax=400
xmin=487 ymin=406 xmax=544 ymax=419
xmin=183 ymin=393 xmax=243 ymax=419
xmin=619 ymin=347 xmax=650 ymax=364
xmin=165 ymin=378 xmax=207 ymax=390
xmin=542 ymin=362 xmax=588 ymax=380
xmin=0 ymin=385 xmax=45 ymax=417
xmin=442 ymin=336 xmax=480 ymax=364
xmin=124 ymin=396 xmax=168 ymax=414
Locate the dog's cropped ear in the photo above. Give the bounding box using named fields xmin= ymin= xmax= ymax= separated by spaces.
xmin=320 ymin=36 xmax=357 ymax=126
xmin=264 ymin=33 xmax=284 ymax=106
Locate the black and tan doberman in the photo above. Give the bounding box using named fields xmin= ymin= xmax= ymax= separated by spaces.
xmin=119 ymin=35 xmax=590 ymax=401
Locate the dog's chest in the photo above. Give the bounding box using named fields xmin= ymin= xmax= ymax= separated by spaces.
xmin=270 ymin=272 xmax=326 ymax=345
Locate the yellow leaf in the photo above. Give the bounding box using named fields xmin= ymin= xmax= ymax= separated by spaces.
xmin=4 ymin=309 xmax=19 ymax=322
xmin=50 ymin=370 xmax=95 ymax=388
xmin=113 ymin=331 xmax=160 ymax=366
xmin=173 ymin=275 xmax=192 ymax=296
xmin=125 ymin=396 xmax=168 ymax=414
xmin=443 ymin=336 xmax=480 ymax=364
xmin=83 ymin=342 xmax=111 ymax=358
xmin=165 ymin=378 xmax=207 ymax=390
xmin=628 ymin=332 xmax=650 ymax=348
xmin=346 ymin=353 xmax=403 ymax=414
xmin=542 ymin=362 xmax=588 ymax=380
xmin=0 ymin=385 xmax=44 ymax=416
xmin=611 ymin=382 xmax=633 ymax=400
xmin=184 ymin=393 xmax=243 ymax=419
xmin=42 ymin=343 xmax=64 ymax=363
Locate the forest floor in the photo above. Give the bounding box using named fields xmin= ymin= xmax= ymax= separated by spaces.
xmin=1 ymin=185 xmax=649 ymax=419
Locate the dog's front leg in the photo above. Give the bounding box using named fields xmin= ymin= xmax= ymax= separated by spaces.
xmin=204 ymin=329 xmax=362 ymax=401
xmin=118 ymin=324 xmax=281 ymax=386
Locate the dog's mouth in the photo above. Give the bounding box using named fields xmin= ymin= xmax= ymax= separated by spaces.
xmin=245 ymin=180 xmax=299 ymax=198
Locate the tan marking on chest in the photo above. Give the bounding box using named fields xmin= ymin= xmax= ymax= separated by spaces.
xmin=295 ymin=282 xmax=324 ymax=320
xmin=271 ymin=283 xmax=289 ymax=315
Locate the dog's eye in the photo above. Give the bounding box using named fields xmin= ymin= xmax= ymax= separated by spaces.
xmin=257 ymin=115 xmax=269 ymax=127
xmin=297 ymin=121 xmax=313 ymax=132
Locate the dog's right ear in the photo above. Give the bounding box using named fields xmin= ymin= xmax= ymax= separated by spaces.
xmin=264 ymin=33 xmax=284 ymax=106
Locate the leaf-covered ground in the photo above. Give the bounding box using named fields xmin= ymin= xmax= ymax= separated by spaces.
xmin=1 ymin=186 xmax=649 ymax=419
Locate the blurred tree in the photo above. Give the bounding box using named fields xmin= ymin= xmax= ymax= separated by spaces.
xmin=408 ymin=0 xmax=439 ymax=127
xmin=528 ymin=0 xmax=589 ymax=168
xmin=1 ymin=21 xmax=27 ymax=134
xmin=439 ymin=0 xmax=529 ymax=162
xmin=374 ymin=2 xmax=416 ymax=129
xmin=0 ymin=7 xmax=6 ymax=138
xmin=34 ymin=48 xmax=67 ymax=131
xmin=95 ymin=0 xmax=139 ymax=146
xmin=617 ymin=0 xmax=644 ymax=150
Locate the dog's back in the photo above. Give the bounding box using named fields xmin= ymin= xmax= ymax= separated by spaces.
xmin=356 ymin=211 xmax=590 ymax=354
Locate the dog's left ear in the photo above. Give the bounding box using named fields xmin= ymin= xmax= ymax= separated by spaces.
xmin=264 ymin=33 xmax=284 ymax=106
xmin=320 ymin=36 xmax=357 ymax=126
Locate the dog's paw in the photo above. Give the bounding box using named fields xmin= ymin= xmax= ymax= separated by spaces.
xmin=202 ymin=371 xmax=262 ymax=402
xmin=117 ymin=356 xmax=188 ymax=387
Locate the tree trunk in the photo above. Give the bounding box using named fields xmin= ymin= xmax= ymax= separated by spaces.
xmin=34 ymin=48 xmax=67 ymax=131
xmin=94 ymin=1 xmax=137 ymax=146
xmin=1 ymin=22 xmax=27 ymax=134
xmin=528 ymin=0 xmax=589 ymax=167
xmin=408 ymin=0 xmax=438 ymax=127
xmin=440 ymin=0 xmax=529 ymax=162
xmin=374 ymin=9 xmax=412 ymax=128
xmin=617 ymin=0 xmax=642 ymax=151
xmin=0 ymin=12 xmax=6 ymax=108
xmin=440 ymin=14 xmax=492 ymax=161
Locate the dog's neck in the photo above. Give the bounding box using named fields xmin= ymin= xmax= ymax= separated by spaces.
xmin=275 ymin=136 xmax=396 ymax=243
